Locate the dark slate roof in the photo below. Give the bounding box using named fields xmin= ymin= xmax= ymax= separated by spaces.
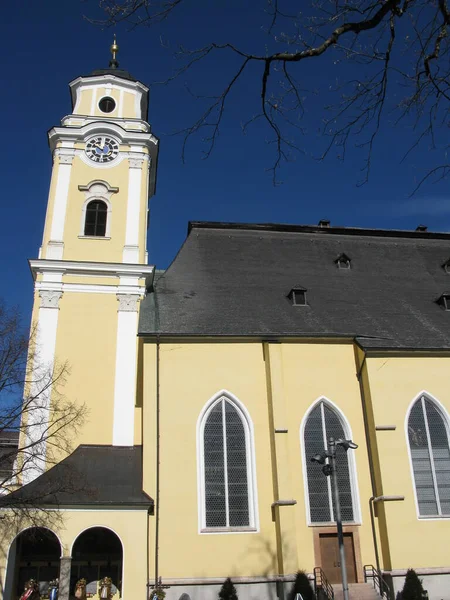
xmin=90 ymin=67 xmax=137 ymax=82
xmin=0 ymin=445 xmax=153 ymax=509
xmin=138 ymin=222 xmax=450 ymax=350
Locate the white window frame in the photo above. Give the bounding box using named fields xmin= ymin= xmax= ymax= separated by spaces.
xmin=300 ymin=396 xmax=362 ymax=526
xmin=78 ymin=180 xmax=118 ymax=239
xmin=405 ymin=390 xmax=450 ymax=520
xmin=196 ymin=389 xmax=259 ymax=534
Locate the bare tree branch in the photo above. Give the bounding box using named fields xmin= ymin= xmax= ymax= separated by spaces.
xmin=91 ymin=0 xmax=450 ymax=190
xmin=0 ymin=299 xmax=87 ymax=528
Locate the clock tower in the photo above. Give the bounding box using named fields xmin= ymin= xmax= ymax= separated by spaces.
xmin=25 ymin=39 xmax=159 ymax=482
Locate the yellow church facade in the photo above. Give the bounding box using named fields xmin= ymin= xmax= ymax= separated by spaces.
xmin=1 ymin=44 xmax=450 ymax=600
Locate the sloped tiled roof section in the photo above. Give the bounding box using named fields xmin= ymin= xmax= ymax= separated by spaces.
xmin=0 ymin=445 xmax=153 ymax=509
xmin=138 ymin=222 xmax=450 ymax=349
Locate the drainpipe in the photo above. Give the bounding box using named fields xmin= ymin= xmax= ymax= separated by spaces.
xmin=154 ymin=336 xmax=161 ymax=588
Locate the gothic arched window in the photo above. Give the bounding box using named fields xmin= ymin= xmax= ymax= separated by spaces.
xmin=84 ymin=200 xmax=107 ymax=237
xmin=303 ymin=400 xmax=357 ymax=524
xmin=199 ymin=394 xmax=257 ymax=531
xmin=408 ymin=395 xmax=450 ymax=517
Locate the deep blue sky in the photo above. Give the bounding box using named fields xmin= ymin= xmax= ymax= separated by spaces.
xmin=2 ymin=1 xmax=449 ymax=320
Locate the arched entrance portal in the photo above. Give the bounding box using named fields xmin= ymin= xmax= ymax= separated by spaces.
xmin=70 ymin=528 xmax=123 ymax=597
xmin=4 ymin=528 xmax=61 ymax=600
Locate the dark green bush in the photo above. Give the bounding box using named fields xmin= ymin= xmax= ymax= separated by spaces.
xmin=219 ymin=578 xmax=238 ymax=600
xmin=288 ymin=570 xmax=315 ymax=600
xmin=401 ymin=569 xmax=425 ymax=600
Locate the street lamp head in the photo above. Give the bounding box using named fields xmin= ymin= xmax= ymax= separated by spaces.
xmin=322 ymin=464 xmax=332 ymax=477
xmin=311 ymin=453 xmax=327 ymax=465
xmin=336 ymin=438 xmax=358 ymax=451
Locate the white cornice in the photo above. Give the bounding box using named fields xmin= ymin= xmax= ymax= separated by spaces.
xmin=48 ymin=122 xmax=158 ymax=152
xmin=29 ymin=259 xmax=154 ymax=280
xmin=61 ymin=114 xmax=151 ymax=133
xmin=69 ymin=75 xmax=149 ymax=96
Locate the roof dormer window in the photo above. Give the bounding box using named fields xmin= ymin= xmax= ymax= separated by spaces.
xmin=442 ymin=259 xmax=450 ymax=274
xmin=335 ymin=253 xmax=351 ymax=269
xmin=437 ymin=293 xmax=450 ymax=311
xmin=287 ymin=286 xmax=307 ymax=306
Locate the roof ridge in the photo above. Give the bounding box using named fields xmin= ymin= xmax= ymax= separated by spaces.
xmin=188 ymin=221 xmax=450 ymax=240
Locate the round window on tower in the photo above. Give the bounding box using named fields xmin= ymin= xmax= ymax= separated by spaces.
xmin=99 ymin=97 xmax=116 ymax=113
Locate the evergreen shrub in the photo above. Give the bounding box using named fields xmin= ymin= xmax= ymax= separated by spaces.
xmin=288 ymin=570 xmax=315 ymax=600
xmin=219 ymin=578 xmax=238 ymax=600
xmin=400 ymin=569 xmax=425 ymax=600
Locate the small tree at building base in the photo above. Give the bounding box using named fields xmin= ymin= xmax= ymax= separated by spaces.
xmin=288 ymin=571 xmax=315 ymax=600
xmin=400 ymin=569 xmax=425 ymax=600
xmin=219 ymin=578 xmax=238 ymax=600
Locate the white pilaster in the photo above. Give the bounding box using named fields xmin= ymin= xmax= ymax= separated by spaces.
xmin=112 ymin=293 xmax=140 ymax=446
xmin=22 ymin=290 xmax=62 ymax=484
xmin=123 ymin=155 xmax=144 ymax=263
xmin=46 ymin=149 xmax=75 ymax=260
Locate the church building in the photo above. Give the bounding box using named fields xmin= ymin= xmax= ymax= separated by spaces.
xmin=1 ymin=40 xmax=450 ymax=600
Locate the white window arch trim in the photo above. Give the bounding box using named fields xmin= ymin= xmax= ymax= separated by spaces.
xmin=300 ymin=396 xmax=362 ymax=527
xmin=196 ymin=389 xmax=259 ymax=534
xmin=405 ymin=390 xmax=450 ymax=520
xmin=79 ymin=180 xmax=118 ymax=238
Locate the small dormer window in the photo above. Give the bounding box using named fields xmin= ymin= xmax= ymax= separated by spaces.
xmin=335 ymin=253 xmax=351 ymax=269
xmin=287 ymin=287 xmax=307 ymax=306
xmin=443 ymin=259 xmax=450 ymax=274
xmin=437 ymin=293 xmax=450 ymax=311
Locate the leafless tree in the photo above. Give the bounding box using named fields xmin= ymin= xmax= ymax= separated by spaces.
xmin=0 ymin=300 xmax=86 ymax=526
xmin=93 ymin=0 xmax=450 ymax=189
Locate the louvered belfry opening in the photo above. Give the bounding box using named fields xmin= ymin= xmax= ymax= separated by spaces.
xmin=304 ymin=401 xmax=354 ymax=523
xmin=408 ymin=396 xmax=450 ymax=516
xmin=203 ymin=398 xmax=250 ymax=528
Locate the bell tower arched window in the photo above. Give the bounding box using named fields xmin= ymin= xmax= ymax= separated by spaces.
xmin=198 ymin=392 xmax=257 ymax=532
xmin=84 ymin=200 xmax=107 ymax=237
xmin=303 ymin=399 xmax=358 ymax=524
xmin=407 ymin=395 xmax=450 ymax=517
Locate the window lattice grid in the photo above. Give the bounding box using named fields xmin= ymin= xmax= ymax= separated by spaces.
xmin=84 ymin=200 xmax=107 ymax=236
xmin=408 ymin=397 xmax=450 ymax=516
xmin=304 ymin=402 xmax=355 ymax=524
xmin=203 ymin=399 xmax=250 ymax=528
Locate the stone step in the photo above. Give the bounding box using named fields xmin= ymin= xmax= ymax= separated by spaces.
xmin=333 ymin=582 xmax=382 ymax=600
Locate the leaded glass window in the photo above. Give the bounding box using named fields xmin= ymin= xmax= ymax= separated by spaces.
xmin=304 ymin=401 xmax=355 ymax=523
xmin=202 ymin=397 xmax=253 ymax=529
xmin=84 ymin=200 xmax=107 ymax=236
xmin=408 ymin=396 xmax=450 ymax=517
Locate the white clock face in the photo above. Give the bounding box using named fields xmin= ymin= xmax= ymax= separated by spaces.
xmin=85 ymin=136 xmax=119 ymax=163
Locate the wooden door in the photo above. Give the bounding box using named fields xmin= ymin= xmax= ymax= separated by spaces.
xmin=319 ymin=533 xmax=356 ymax=584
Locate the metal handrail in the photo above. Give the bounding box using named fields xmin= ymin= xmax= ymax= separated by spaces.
xmin=314 ymin=567 xmax=334 ymax=600
xmin=363 ymin=564 xmax=390 ymax=600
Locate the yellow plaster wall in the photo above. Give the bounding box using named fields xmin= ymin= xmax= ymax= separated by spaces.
xmin=0 ymin=510 xmax=149 ymax=600
xmin=279 ymin=342 xmax=375 ymax=572
xmin=42 ymin=154 xmax=149 ymax=264
xmin=143 ymin=341 xmax=276 ymax=580
xmin=142 ymin=340 xmax=376 ymax=581
xmin=365 ymin=355 xmax=450 ymax=569
xmin=73 ymin=87 xmax=141 ymax=120
xmin=56 ymin=157 xmax=129 ymax=263
xmin=52 ymin=292 xmax=118 ymax=445
xmin=73 ymin=88 xmax=92 ymax=115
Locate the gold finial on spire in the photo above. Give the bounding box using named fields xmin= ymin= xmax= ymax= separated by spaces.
xmin=109 ymin=34 xmax=119 ymax=69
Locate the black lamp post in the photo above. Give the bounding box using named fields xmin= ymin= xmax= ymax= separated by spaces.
xmin=311 ymin=436 xmax=358 ymax=600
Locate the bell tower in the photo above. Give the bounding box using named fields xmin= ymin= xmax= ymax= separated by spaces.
xmin=25 ymin=40 xmax=159 ymax=483
xmin=41 ymin=36 xmax=158 ymax=264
